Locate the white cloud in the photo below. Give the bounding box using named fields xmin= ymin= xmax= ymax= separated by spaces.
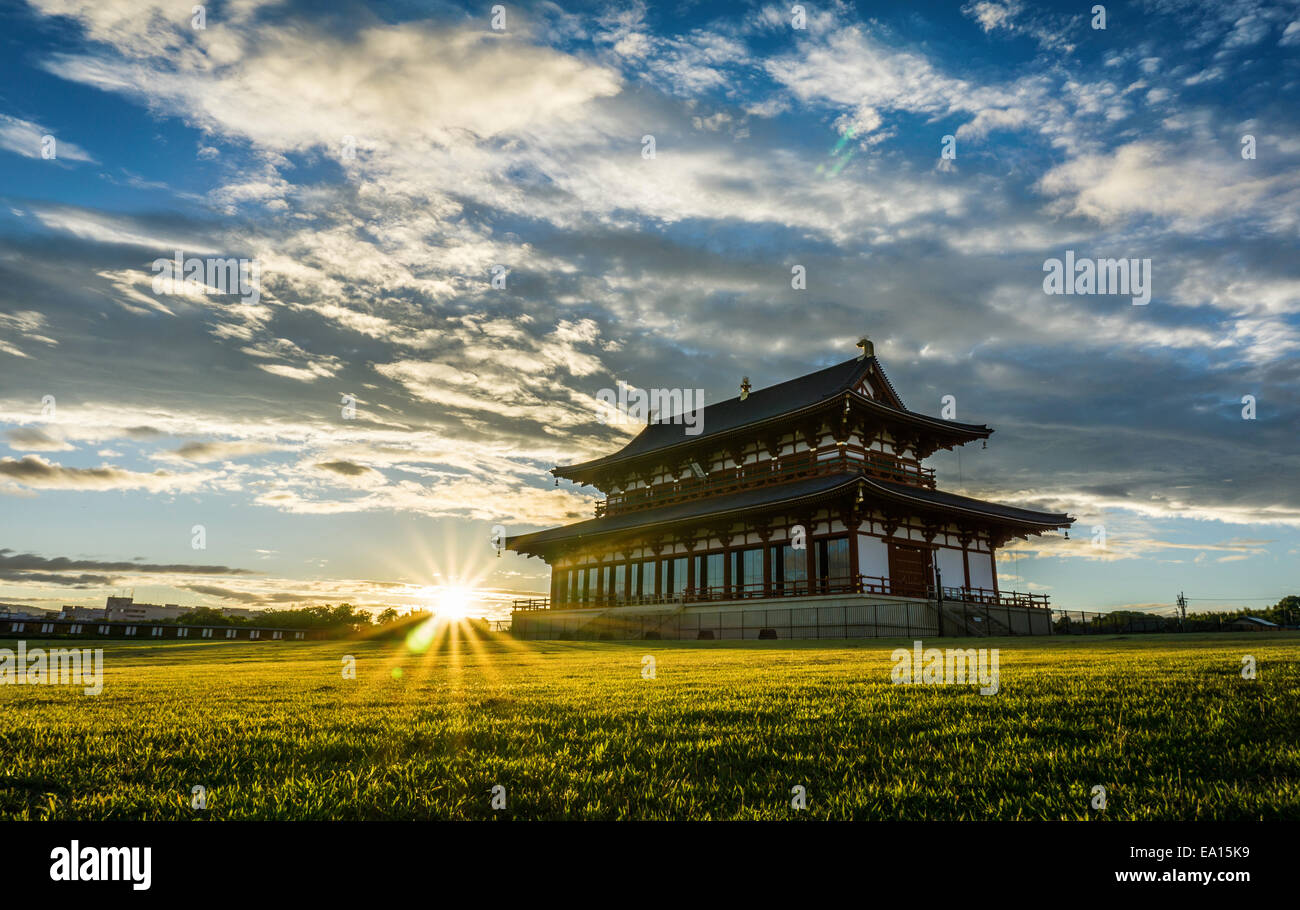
xmin=42 ymin=20 xmax=622 ymax=153
xmin=0 ymin=311 xmax=58 ymax=359
xmin=0 ymin=113 xmax=95 ymax=162
xmin=1037 ymin=141 xmax=1292 ymax=228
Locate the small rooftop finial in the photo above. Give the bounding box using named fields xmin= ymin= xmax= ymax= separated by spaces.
xmin=857 ymin=335 xmax=874 ymax=360
xmin=739 ymin=376 xmax=751 ymax=401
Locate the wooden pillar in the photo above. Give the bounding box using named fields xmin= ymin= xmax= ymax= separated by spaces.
xmin=839 ymin=505 xmax=862 ymax=594
xmin=922 ymin=526 xmax=939 ymax=600
xmin=848 ymin=520 xmax=861 ymax=593
xmin=805 ymin=514 xmax=817 ymax=595
xmin=717 ymin=525 xmax=733 ymax=598
xmin=989 ymin=534 xmax=1000 ymax=596
xmin=758 ymin=523 xmax=773 ymax=598
xmin=881 ymin=515 xmax=900 ymax=596
xmin=650 ymin=540 xmax=663 ymax=600
xmin=685 ymin=537 xmax=696 ymax=599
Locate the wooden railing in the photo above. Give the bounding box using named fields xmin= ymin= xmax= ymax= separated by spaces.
xmin=594 ymin=450 xmax=935 ymax=518
xmin=937 ymin=585 xmax=1048 ymax=608
xmin=511 ymin=576 xmax=1049 ymax=612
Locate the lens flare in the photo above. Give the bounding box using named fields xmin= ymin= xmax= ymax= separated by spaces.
xmin=439 ymin=582 xmax=475 ymax=618
xmin=436 ymin=585 xmax=474 ymax=619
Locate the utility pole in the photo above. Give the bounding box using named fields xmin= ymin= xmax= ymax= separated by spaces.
xmin=1177 ymin=592 xmax=1187 ymax=632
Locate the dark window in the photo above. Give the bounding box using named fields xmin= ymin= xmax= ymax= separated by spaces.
xmin=670 ymin=556 xmax=688 ymax=596
xmin=770 ymin=543 xmax=808 ymax=595
xmin=829 ymin=537 xmax=850 ymax=579
xmin=694 ymin=552 xmax=724 ymax=595
xmin=614 ymin=563 xmax=627 ymax=603
xmin=708 ymin=552 xmax=724 ymax=590
xmin=733 ymin=547 xmax=763 ymax=596
xmin=816 ymin=537 xmax=851 ymax=590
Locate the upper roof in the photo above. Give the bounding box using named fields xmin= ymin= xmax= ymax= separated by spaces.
xmin=555 ymin=355 xmax=991 ymax=481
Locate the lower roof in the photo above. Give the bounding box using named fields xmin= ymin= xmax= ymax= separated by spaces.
xmin=865 ymin=477 xmax=1072 ymax=527
xmin=507 ymin=473 xmax=1072 ymax=556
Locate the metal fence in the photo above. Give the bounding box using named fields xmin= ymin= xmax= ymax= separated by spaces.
xmin=509 ymin=598 xmax=1019 ymax=641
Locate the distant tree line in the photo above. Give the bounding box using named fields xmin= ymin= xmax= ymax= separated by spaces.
xmin=1186 ymin=594 xmax=1298 ymax=627
xmin=163 ymin=603 xmax=416 ymax=633
xmin=1054 ymin=595 xmax=1298 ymax=631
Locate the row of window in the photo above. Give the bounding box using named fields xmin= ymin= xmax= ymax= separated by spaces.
xmin=6 ymin=622 xmax=302 ymax=640
xmin=558 ymin=537 xmax=852 ymax=605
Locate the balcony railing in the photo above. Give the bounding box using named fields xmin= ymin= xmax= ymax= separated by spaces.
xmin=511 ymin=576 xmax=1049 ymax=612
xmin=593 ymin=450 xmax=935 ymax=518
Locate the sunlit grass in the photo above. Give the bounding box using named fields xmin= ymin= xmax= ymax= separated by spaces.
xmin=1 ymin=633 xmax=1297 ymax=820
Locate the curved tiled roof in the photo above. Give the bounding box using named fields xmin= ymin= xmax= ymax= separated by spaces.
xmin=864 ymin=477 xmax=1072 ymax=527
xmin=508 ymin=472 xmax=1072 ymax=557
xmin=508 ymin=472 xmax=860 ymax=555
xmin=555 ymin=356 xmax=990 ymax=480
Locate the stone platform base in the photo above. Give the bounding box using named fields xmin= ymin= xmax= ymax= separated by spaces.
xmin=510 ymin=594 xmax=1051 ymax=640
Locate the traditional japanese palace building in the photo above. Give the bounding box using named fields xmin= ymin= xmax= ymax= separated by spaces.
xmin=508 ymin=341 xmax=1073 ymax=640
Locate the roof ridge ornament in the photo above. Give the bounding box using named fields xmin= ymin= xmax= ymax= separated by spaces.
xmin=739 ymin=376 xmax=751 ymax=401
xmin=857 ymin=336 xmax=874 ymax=360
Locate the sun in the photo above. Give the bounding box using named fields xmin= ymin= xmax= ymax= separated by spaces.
xmin=434 ymin=585 xmax=474 ymax=619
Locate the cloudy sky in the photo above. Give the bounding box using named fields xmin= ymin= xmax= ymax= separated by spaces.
xmin=1 ymin=0 xmax=1296 ymax=619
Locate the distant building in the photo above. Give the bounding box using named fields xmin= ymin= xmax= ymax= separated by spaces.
xmin=105 ymin=596 xmax=188 ymax=622
xmin=0 ymin=604 xmax=50 ymax=621
xmin=59 ymin=605 xmax=107 ymax=621
xmin=1226 ymin=615 xmax=1280 ymax=632
xmin=55 ymin=597 xmax=270 ymax=623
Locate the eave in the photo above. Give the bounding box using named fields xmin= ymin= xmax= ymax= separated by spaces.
xmin=507 ymin=474 xmax=1073 ymax=561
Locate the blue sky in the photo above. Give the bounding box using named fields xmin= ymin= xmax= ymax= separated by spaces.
xmin=0 ymin=0 xmax=1297 ymax=619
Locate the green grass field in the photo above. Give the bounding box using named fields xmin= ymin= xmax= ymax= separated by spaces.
xmin=2 ymin=632 xmax=1297 ymax=820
